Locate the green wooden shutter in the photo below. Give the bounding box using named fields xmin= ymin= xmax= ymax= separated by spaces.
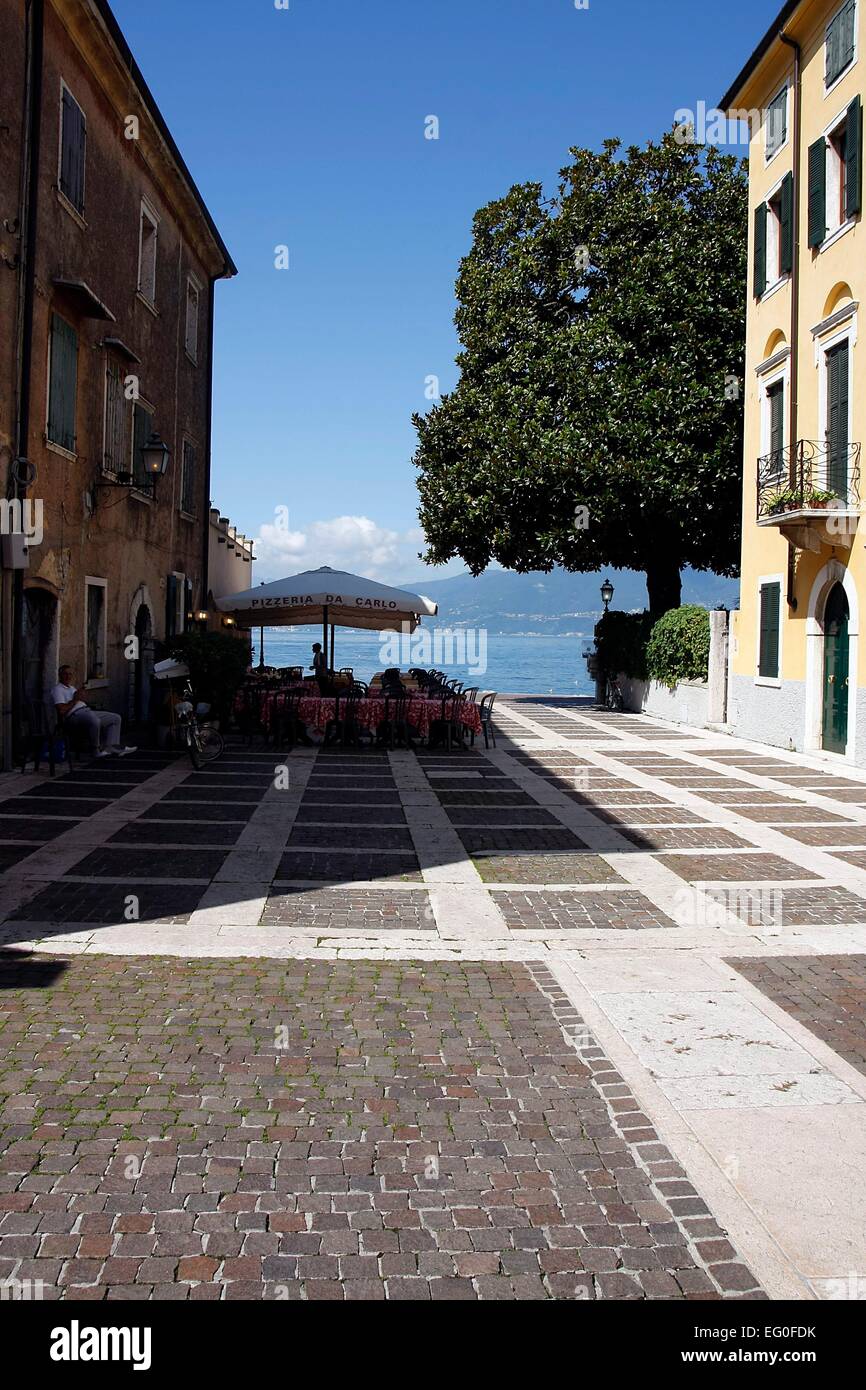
xmin=846 ymin=96 xmax=862 ymax=219
xmin=60 ymin=89 xmax=86 ymax=212
xmin=769 ymin=382 xmax=785 ymax=463
xmin=827 ymin=0 xmax=857 ymax=86
xmin=165 ymin=574 xmax=178 ymax=640
xmin=754 ymin=203 xmax=767 ymax=298
xmin=47 ymin=314 xmax=78 ymax=452
xmin=827 ymin=339 xmax=850 ymax=497
xmin=808 ymin=138 xmax=827 ymax=247
xmin=759 ymin=583 xmax=781 ymax=679
xmin=779 ymin=172 xmax=794 ymax=275
xmin=132 ymin=403 xmax=155 ymax=494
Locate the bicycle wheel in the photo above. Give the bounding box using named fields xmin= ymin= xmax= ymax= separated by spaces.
xmin=193 ymin=725 xmax=224 ymax=766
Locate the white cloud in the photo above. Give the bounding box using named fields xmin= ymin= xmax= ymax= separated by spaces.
xmin=253 ymin=515 xmax=423 ymax=584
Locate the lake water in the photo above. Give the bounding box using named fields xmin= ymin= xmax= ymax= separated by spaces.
xmin=252 ymin=628 xmax=596 ymax=696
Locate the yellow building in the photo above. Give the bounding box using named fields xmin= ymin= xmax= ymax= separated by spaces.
xmin=723 ymin=0 xmax=866 ymax=761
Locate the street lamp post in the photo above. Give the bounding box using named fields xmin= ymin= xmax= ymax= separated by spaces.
xmin=600 ymin=577 xmax=615 ymax=612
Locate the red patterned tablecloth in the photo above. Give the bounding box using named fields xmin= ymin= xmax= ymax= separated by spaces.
xmin=296 ymin=695 xmax=481 ymax=739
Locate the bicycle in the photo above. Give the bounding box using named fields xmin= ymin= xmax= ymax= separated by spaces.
xmin=175 ymin=682 xmax=225 ymax=769
xmin=604 ymin=675 xmax=625 ymax=712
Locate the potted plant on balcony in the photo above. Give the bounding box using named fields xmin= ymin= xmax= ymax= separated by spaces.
xmin=765 ymin=487 xmax=802 ymax=515
xmin=803 ymin=488 xmax=837 ymax=510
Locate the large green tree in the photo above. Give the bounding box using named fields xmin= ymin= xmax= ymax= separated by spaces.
xmin=413 ymin=134 xmax=748 ymax=614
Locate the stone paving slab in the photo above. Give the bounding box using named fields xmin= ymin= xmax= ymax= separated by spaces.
xmin=0 ymin=954 xmax=764 ymax=1301
xmin=727 ymin=955 xmax=866 ymax=1076
xmin=492 ymin=890 xmax=679 ymax=932
xmin=473 ymin=854 xmax=625 ymax=885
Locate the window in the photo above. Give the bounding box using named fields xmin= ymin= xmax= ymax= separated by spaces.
xmin=132 ymin=400 xmax=155 ymax=496
xmin=85 ymin=579 xmax=107 ymax=684
xmin=185 ymin=278 xmax=200 ymax=361
xmin=165 ymin=573 xmax=189 ymax=639
xmin=766 ymin=87 xmax=788 ymax=159
xmin=826 ymin=0 xmax=857 ymax=88
xmin=47 ymin=313 xmax=78 ymax=452
xmin=138 ymin=202 xmax=159 ymax=305
xmin=767 ymin=379 xmax=786 ymax=470
xmin=103 ymin=357 xmax=131 ymax=475
xmin=753 ymin=172 xmax=793 ymax=297
xmin=826 ymin=338 xmax=851 ymax=496
xmin=180 ymin=439 xmax=197 ymax=516
xmin=59 ymin=83 xmax=86 ymax=214
xmin=809 ymin=98 xmax=862 ymax=245
xmin=758 ymin=583 xmax=781 ymax=680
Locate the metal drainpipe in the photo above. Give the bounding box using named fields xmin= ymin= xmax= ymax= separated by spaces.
xmin=780 ymin=30 xmax=801 ymax=611
xmin=201 ymin=274 xmax=217 ymax=621
xmin=3 ymin=0 xmax=43 ymax=770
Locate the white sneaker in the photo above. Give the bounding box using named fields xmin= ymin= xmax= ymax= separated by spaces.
xmin=95 ymin=750 xmax=111 ymax=759
xmin=114 ymin=746 xmax=138 ymax=757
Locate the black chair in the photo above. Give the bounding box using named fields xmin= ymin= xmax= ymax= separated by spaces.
xmin=350 ymin=680 xmax=369 ymax=696
xmin=326 ymin=690 xmax=363 ymax=748
xmin=236 ymin=687 xmax=268 ymax=744
xmin=272 ymin=689 xmax=304 ymax=750
xmin=339 ymin=667 xmax=354 ymax=680
xmin=477 ymin=691 xmax=498 ymax=749
xmin=463 ymin=686 xmax=479 ymax=704
xmin=378 ymin=691 xmax=415 ymax=750
xmin=20 ymin=697 xmax=65 ymax=775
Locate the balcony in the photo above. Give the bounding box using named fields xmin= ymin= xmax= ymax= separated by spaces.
xmin=757 ymin=440 xmax=862 ymax=551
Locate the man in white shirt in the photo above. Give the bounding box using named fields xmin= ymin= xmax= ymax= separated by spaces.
xmin=51 ymin=665 xmax=136 ymax=759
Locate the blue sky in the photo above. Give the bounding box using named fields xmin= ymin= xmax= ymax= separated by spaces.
xmin=110 ymin=0 xmax=781 ymax=584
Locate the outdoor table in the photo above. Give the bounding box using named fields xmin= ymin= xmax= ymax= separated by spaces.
xmin=296 ymin=694 xmax=482 ymax=740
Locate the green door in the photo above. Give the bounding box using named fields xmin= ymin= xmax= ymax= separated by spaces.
xmin=826 ymin=340 xmax=849 ymax=498
xmin=822 ymin=583 xmax=850 ymax=754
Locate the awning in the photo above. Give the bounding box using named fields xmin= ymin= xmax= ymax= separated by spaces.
xmin=52 ymin=277 xmax=116 ymax=321
xmin=215 ymin=565 xmax=438 ymax=634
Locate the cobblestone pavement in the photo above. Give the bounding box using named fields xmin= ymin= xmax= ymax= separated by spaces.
xmin=727 ymin=955 xmax=866 ymax=1076
xmin=3 ymin=701 xmax=866 ymax=1299
xmin=0 ymin=954 xmax=763 ymax=1301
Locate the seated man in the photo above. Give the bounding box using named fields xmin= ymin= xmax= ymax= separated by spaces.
xmin=51 ymin=665 xmax=137 ymax=759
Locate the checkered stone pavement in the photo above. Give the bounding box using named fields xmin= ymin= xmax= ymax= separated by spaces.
xmin=0 ymin=955 xmax=764 ymax=1301
xmin=492 ymin=891 xmax=680 ymax=932
xmin=728 ymin=955 xmax=866 ymax=1076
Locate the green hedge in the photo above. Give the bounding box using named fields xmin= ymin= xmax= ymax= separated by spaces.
xmin=594 ymin=610 xmax=655 ymax=681
xmin=645 ymin=606 xmax=711 ymax=690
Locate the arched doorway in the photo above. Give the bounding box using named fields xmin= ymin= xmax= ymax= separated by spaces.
xmin=822 ymin=583 xmax=850 ymax=754
xmin=132 ymin=603 xmax=155 ymax=725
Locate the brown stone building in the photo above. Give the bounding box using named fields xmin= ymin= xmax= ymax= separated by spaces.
xmin=0 ymin=0 xmax=235 ymax=766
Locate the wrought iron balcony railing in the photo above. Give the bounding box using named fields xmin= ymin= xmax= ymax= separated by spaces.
xmin=757 ymin=440 xmax=861 ymax=521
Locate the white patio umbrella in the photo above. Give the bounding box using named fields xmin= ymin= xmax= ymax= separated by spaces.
xmin=214 ymin=565 xmax=438 ymax=668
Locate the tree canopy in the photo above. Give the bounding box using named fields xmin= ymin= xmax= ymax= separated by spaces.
xmin=412 ymin=134 xmax=748 ymax=614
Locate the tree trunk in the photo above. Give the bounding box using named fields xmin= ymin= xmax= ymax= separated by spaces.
xmin=645 ymin=560 xmax=682 ymax=617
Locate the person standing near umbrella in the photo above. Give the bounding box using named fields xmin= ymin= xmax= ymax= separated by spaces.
xmin=310 ymin=642 xmax=328 ymax=693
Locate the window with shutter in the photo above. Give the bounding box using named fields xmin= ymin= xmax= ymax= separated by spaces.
xmin=808 ymin=138 xmax=827 ymax=246
xmin=827 ymin=0 xmax=857 ymax=88
xmin=766 ymin=88 xmax=788 ymax=159
xmin=59 ymin=85 xmax=86 ymax=214
xmin=185 ymin=279 xmax=200 ymax=361
xmin=181 ymin=440 xmax=197 ymax=516
xmin=47 ymin=314 xmax=78 ymax=452
xmin=758 ymin=583 xmax=781 ymax=680
xmin=826 ymin=340 xmax=850 ymax=497
xmin=768 ymin=381 xmax=785 ymax=470
xmin=779 ymin=173 xmax=794 ymax=275
xmin=103 ymin=359 xmax=131 ymax=475
xmin=754 ymin=203 xmax=767 ymax=298
xmin=846 ymin=96 xmax=862 ymax=218
xmin=165 ymin=574 xmax=178 ymax=640
xmin=132 ymin=401 xmax=156 ymax=496
xmin=138 ymin=204 xmax=159 ymax=304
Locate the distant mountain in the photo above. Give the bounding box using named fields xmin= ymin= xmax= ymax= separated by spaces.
xmin=406 ymin=567 xmax=740 ymax=635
